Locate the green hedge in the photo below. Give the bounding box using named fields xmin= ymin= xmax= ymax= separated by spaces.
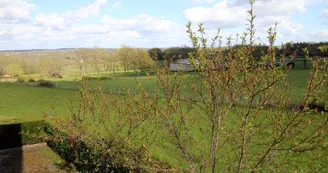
xmin=0 ymin=120 xmax=144 ymax=172
xmin=43 ymin=124 xmax=131 ymax=173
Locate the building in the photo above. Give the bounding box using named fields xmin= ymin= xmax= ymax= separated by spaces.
xmin=169 ymin=59 xmax=198 ymax=71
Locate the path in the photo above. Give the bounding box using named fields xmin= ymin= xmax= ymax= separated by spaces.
xmin=0 ymin=143 xmax=75 ymax=173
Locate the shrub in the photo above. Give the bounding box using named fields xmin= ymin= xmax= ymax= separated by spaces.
xmin=28 ymin=78 xmax=36 ymax=82
xmin=37 ymin=80 xmax=55 ymax=88
xmin=16 ymin=78 xmax=25 ymax=83
xmin=48 ymin=72 xmax=63 ymax=78
xmin=82 ymin=76 xmax=113 ymax=80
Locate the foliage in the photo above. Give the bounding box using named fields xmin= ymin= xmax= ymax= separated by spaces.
xmin=136 ymin=49 xmax=155 ymax=71
xmin=82 ymin=76 xmax=113 ymax=81
xmin=74 ymin=48 xmax=90 ymax=76
xmin=163 ymin=46 xmax=194 ymax=61
xmin=0 ymin=59 xmax=6 ymax=76
xmin=118 ymin=45 xmax=135 ymax=72
xmin=5 ymin=63 xmax=24 ymax=77
xmin=46 ymin=80 xmax=172 ymax=172
xmin=148 ymin=48 xmax=164 ymax=60
xmin=37 ymin=80 xmax=55 ymax=88
xmin=282 ymin=42 xmax=328 ymax=57
xmin=48 ymin=58 xmax=63 ymax=78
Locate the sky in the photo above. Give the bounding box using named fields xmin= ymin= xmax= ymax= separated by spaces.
xmin=0 ymin=0 xmax=327 ymax=50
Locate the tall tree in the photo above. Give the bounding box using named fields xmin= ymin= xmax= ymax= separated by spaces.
xmin=136 ymin=49 xmax=154 ymax=71
xmin=91 ymin=46 xmax=105 ymax=74
xmin=74 ymin=48 xmax=89 ymax=76
xmin=118 ymin=45 xmax=135 ymax=72
xmin=148 ymin=48 xmax=164 ymax=60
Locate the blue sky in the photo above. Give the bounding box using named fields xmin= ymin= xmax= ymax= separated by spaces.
xmin=0 ymin=0 xmax=327 ymax=50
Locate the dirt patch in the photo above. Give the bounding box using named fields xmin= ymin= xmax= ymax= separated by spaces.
xmin=0 ymin=143 xmax=75 ymax=173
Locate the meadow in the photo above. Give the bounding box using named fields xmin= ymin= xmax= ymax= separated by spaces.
xmin=0 ymin=82 xmax=77 ymax=124
xmin=0 ymin=69 xmax=314 ymax=124
xmin=1 ymin=67 xmax=328 ymax=171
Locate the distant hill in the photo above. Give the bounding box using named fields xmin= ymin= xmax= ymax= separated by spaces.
xmin=0 ymin=48 xmax=119 ymax=52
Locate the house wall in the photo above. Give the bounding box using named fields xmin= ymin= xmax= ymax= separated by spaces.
xmin=169 ymin=63 xmax=194 ymax=71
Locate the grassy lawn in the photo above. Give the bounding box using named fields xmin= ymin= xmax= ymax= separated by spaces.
xmin=0 ymin=69 xmax=315 ymax=124
xmin=53 ymin=69 xmax=313 ymax=102
xmin=0 ymin=83 xmax=78 ymax=124
xmin=0 ymin=68 xmax=327 ymax=171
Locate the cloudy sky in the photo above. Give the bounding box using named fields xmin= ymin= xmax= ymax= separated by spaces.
xmin=0 ymin=0 xmax=327 ymax=50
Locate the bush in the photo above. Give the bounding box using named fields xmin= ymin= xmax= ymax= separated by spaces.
xmin=37 ymin=80 xmax=55 ymax=88
xmin=48 ymin=72 xmax=63 ymax=78
xmin=28 ymin=78 xmax=36 ymax=82
xmin=44 ymin=124 xmax=139 ymax=172
xmin=16 ymin=78 xmax=25 ymax=83
xmin=82 ymin=76 xmax=113 ymax=81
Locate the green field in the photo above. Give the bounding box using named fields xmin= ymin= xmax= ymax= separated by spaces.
xmin=0 ymin=83 xmax=77 ymax=124
xmin=54 ymin=69 xmax=312 ymax=103
xmin=0 ymin=69 xmax=314 ymax=124
xmin=1 ymin=69 xmax=328 ymax=171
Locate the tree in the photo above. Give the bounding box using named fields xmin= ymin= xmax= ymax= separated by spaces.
xmin=136 ymin=49 xmax=154 ymax=71
xmin=163 ymin=47 xmax=194 ymax=61
xmin=48 ymin=58 xmax=63 ymax=78
xmin=5 ymin=63 xmax=24 ymax=76
xmin=0 ymin=59 xmax=7 ymax=76
xmin=19 ymin=58 xmax=31 ymax=74
xmin=104 ymin=50 xmax=120 ymax=72
xmin=74 ymin=48 xmax=89 ymax=76
xmin=148 ymin=48 xmax=164 ymax=60
xmin=90 ymin=46 xmax=105 ymax=74
xmin=39 ymin=57 xmax=49 ymax=75
xmin=118 ymin=45 xmax=136 ymax=72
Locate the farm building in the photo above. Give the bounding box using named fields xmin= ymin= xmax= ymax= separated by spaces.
xmin=169 ymin=59 xmax=199 ymax=71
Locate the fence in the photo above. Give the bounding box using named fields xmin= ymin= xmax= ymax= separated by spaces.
xmin=276 ymin=57 xmax=327 ymax=69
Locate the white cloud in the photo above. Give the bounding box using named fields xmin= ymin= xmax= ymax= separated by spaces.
xmin=309 ymin=29 xmax=328 ymax=39
xmin=184 ymin=1 xmax=247 ymax=28
xmin=66 ymin=0 xmax=107 ymax=19
xmin=99 ymin=14 xmax=188 ymax=47
xmin=101 ymin=14 xmax=180 ymax=33
xmin=34 ymin=13 xmax=67 ymax=30
xmin=112 ymin=1 xmax=121 ymax=8
xmin=184 ymin=0 xmax=311 ymax=28
xmin=320 ymin=0 xmax=328 ymax=24
xmin=253 ymin=0 xmax=307 ymax=16
xmin=0 ymin=11 xmax=189 ymax=49
xmin=184 ymin=0 xmax=310 ymax=45
xmin=33 ymin=0 xmax=108 ymax=29
xmin=190 ymin=0 xmax=217 ymax=4
xmin=0 ymin=0 xmax=36 ymax=23
xmin=0 ymin=0 xmax=326 ymax=50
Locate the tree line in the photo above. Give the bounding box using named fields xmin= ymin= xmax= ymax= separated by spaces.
xmin=1 ymin=42 xmax=327 ymax=78
xmin=148 ymin=42 xmax=328 ymax=61
xmin=0 ymin=45 xmax=155 ymax=77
